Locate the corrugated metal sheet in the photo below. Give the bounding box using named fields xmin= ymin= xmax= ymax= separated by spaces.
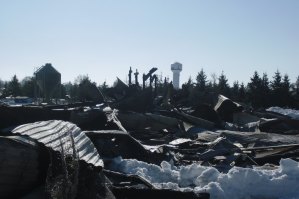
xmin=12 ymin=120 xmax=103 ymax=168
xmin=0 ymin=136 xmax=40 ymax=198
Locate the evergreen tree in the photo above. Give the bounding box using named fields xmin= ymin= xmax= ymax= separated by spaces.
xmin=260 ymin=73 xmax=270 ymax=107
xmin=217 ymin=71 xmax=230 ymax=96
xmin=271 ymin=70 xmax=282 ymax=91
xmin=238 ymin=82 xmax=246 ymax=102
xmin=270 ymin=70 xmax=283 ymax=106
xmin=261 ymin=73 xmax=270 ymax=91
xmin=231 ymin=81 xmax=239 ymax=101
xmin=247 ymin=71 xmax=262 ymax=107
xmin=8 ymin=75 xmax=22 ymax=97
xmin=248 ymin=71 xmax=261 ymax=91
xmin=196 ymin=68 xmax=207 ymax=91
xmin=282 ymin=74 xmax=292 ymax=106
xmin=282 ymin=74 xmax=291 ymax=91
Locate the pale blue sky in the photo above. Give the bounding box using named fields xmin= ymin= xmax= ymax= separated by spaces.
xmin=0 ymin=0 xmax=298 ymax=86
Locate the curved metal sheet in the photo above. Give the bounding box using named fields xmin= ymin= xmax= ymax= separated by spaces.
xmin=12 ymin=120 xmax=103 ymax=168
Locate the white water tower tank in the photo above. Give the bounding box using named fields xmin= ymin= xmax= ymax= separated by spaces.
xmin=171 ymin=62 xmax=182 ymax=89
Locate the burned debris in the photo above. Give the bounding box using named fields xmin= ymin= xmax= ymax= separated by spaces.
xmin=1 ymin=67 xmax=299 ymax=199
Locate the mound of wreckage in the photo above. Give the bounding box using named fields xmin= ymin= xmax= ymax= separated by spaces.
xmin=1 ymin=78 xmax=299 ymax=199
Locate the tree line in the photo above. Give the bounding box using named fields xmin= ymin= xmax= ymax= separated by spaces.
xmin=0 ymin=70 xmax=298 ymax=109
xmin=181 ymin=69 xmax=299 ymax=108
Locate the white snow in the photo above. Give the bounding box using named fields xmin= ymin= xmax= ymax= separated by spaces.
xmin=266 ymin=107 xmax=299 ymax=120
xmin=109 ymin=157 xmax=299 ymax=199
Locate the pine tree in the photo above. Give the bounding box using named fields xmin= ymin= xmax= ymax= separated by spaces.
xmin=8 ymin=75 xmax=22 ymax=97
xmin=260 ymin=73 xmax=270 ymax=107
xmin=217 ymin=71 xmax=230 ymax=96
xmin=238 ymin=82 xmax=246 ymax=102
xmin=231 ymin=81 xmax=239 ymax=101
xmin=271 ymin=70 xmax=282 ymax=91
xmin=247 ymin=71 xmax=262 ymax=107
xmin=196 ymin=68 xmax=207 ymax=91
xmin=270 ymin=70 xmax=283 ymax=106
xmin=282 ymin=74 xmax=291 ymax=106
xmin=282 ymin=74 xmax=291 ymax=91
xmin=248 ymin=71 xmax=261 ymax=91
xmin=261 ymin=73 xmax=270 ymax=90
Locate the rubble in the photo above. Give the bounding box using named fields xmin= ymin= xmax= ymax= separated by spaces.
xmin=1 ymin=82 xmax=299 ymax=199
xmin=85 ymin=130 xmax=151 ymax=163
xmin=10 ymin=120 xmax=104 ymax=199
xmin=12 ymin=120 xmax=103 ymax=167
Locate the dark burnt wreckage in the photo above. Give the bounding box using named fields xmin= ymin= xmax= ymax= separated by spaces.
xmin=0 ymin=66 xmax=299 ymax=199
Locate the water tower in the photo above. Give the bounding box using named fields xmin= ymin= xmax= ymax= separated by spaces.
xmin=171 ymin=62 xmax=182 ymax=89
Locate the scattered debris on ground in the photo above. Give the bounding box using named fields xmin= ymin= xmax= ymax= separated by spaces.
xmin=1 ymin=81 xmax=299 ymax=199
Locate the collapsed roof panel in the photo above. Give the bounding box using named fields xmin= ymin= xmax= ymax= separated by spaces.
xmin=214 ymin=95 xmax=243 ymax=122
xmin=11 ymin=120 xmax=103 ymax=168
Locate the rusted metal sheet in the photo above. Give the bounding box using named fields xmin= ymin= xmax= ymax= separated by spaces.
xmin=12 ymin=120 xmax=103 ymax=168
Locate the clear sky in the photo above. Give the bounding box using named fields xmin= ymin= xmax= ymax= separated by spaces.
xmin=0 ymin=0 xmax=298 ymax=86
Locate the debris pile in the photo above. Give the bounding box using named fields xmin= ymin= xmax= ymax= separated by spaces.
xmin=1 ymin=76 xmax=299 ymax=199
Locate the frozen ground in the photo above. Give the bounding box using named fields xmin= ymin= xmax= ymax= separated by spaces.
xmin=267 ymin=107 xmax=299 ymax=120
xmin=110 ymin=157 xmax=299 ymax=199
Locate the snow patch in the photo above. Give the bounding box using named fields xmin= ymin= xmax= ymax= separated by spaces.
xmin=266 ymin=107 xmax=299 ymax=120
xmin=109 ymin=157 xmax=299 ymax=199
